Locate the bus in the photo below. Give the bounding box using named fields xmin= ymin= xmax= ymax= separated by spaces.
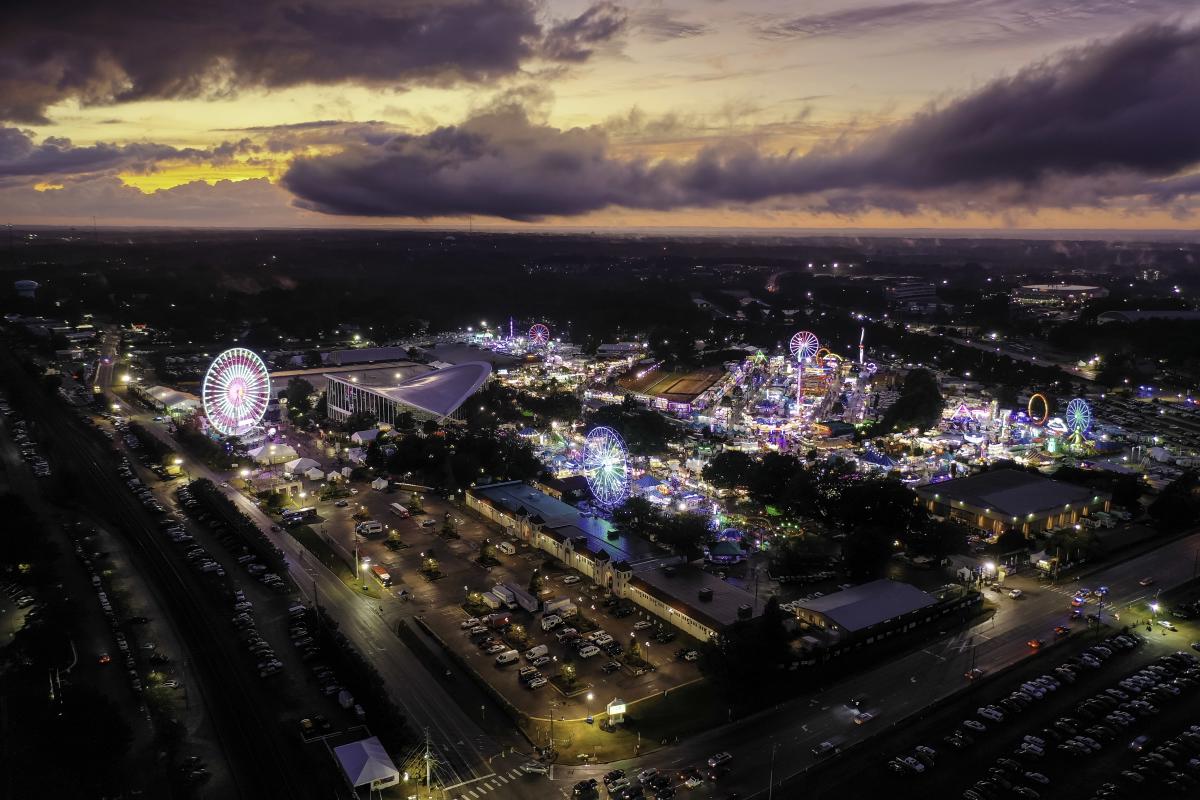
xmin=282 ymin=506 xmax=317 ymax=526
xmin=370 ymin=565 xmax=393 ymax=587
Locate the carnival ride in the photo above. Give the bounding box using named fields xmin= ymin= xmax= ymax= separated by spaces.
xmin=528 ymin=323 xmax=550 ymax=347
xmin=1064 ymin=397 xmax=1093 ymax=450
xmin=1027 ymin=393 xmax=1050 ymax=426
xmin=582 ymin=426 xmax=631 ymax=509
xmin=202 ymin=348 xmax=271 ymax=437
xmin=789 ymin=330 xmax=820 ymax=407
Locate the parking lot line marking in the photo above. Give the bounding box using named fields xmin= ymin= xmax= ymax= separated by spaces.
xmin=508 ymin=769 xmax=522 ymax=778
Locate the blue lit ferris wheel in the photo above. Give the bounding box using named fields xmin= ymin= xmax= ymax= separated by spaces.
xmin=1065 ymin=398 xmax=1092 ymax=435
xmin=1064 ymin=397 xmax=1093 ymax=449
xmin=583 ymin=426 xmax=630 ymax=509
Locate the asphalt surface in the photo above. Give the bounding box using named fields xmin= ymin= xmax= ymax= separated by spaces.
xmin=1 ymin=348 xmax=319 ymax=800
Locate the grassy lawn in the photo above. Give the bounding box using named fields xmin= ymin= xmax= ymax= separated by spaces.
xmin=287 ymin=524 xmax=381 ymax=599
xmin=521 ymin=679 xmax=722 ymax=763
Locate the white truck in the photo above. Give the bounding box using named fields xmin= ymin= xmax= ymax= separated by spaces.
xmin=543 ymin=597 xmax=577 ymax=618
xmin=524 ymin=644 xmax=549 ymax=661
xmin=491 ymin=585 xmax=516 ymax=608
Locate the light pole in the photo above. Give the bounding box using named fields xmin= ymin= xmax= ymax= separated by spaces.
xmin=586 ymin=692 xmax=594 ymax=723
xmin=362 ymin=557 xmax=370 ymax=590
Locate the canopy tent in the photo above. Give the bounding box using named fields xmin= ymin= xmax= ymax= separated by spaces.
xmin=285 ymin=457 xmax=321 ymax=474
xmin=332 ymin=736 xmax=399 ymax=790
xmin=370 ymin=477 xmax=389 ymax=491
xmin=351 ymin=428 xmax=380 ymax=444
xmin=305 ymin=467 xmax=325 ymax=481
xmin=249 ymin=443 xmax=297 ymax=465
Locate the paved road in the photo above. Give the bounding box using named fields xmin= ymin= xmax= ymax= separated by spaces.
xmin=99 ymin=379 xmax=1200 ymax=800
xmin=121 ymin=386 xmax=1200 ymax=800
xmin=109 ymin=394 xmax=544 ymax=792
xmin=2 ymin=351 xmax=319 ymax=799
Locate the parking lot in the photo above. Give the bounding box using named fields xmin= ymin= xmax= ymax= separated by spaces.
xmin=290 ymin=487 xmax=707 ymax=721
xmin=797 ymin=622 xmax=1200 ymax=800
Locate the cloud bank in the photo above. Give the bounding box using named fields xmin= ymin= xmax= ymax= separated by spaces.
xmin=0 ymin=0 xmax=625 ymax=123
xmin=281 ymin=23 xmax=1200 ymax=220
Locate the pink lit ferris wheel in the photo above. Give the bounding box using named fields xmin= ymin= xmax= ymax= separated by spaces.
xmin=202 ymin=347 xmax=271 ymax=437
xmin=528 ymin=323 xmax=550 ymax=346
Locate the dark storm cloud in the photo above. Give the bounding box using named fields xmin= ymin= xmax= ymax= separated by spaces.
xmin=0 ymin=0 xmax=626 ymax=123
xmin=281 ymin=23 xmax=1200 ymax=220
xmin=0 ymin=126 xmax=255 ymax=180
xmin=541 ymin=2 xmax=630 ymax=62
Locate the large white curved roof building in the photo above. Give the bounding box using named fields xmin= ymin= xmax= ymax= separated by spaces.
xmin=325 ymin=361 xmax=492 ymax=424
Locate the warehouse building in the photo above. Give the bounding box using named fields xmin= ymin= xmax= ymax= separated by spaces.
xmin=914 ymin=468 xmax=1110 ymax=537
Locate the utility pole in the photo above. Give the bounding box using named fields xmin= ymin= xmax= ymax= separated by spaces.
xmin=423 ymin=728 xmax=435 ymax=799
xmin=768 ymin=741 xmax=780 ymax=799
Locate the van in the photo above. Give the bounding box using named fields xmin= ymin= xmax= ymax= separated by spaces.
xmin=496 ymin=541 xmax=516 ymax=555
xmin=495 ymin=650 xmax=519 ymax=665
xmin=357 ymin=520 xmax=384 ymax=536
xmin=525 ymin=644 xmax=549 ymax=661
xmin=578 ymin=645 xmax=600 ymax=658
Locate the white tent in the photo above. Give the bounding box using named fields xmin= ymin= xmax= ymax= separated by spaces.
xmin=370 ymin=477 xmax=389 ymax=491
xmin=326 ymin=471 xmax=342 ymax=482
xmin=332 ymin=736 xmax=399 ymax=790
xmin=351 ymin=428 xmax=381 ymax=445
xmin=347 ymin=447 xmax=366 ymax=464
xmin=305 ymin=467 xmax=325 ymax=481
xmin=285 ymin=457 xmax=321 ymax=474
xmin=249 ymin=443 xmax=297 ymax=465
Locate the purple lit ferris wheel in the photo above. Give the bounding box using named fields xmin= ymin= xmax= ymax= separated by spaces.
xmin=202 ymin=348 xmax=270 ymax=437
xmin=528 ymin=323 xmax=550 ymax=346
xmin=789 ymin=330 xmax=820 ymax=362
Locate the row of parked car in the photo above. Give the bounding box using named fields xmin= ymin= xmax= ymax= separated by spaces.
xmin=5 ymin=408 xmax=50 ymax=477
xmin=956 ymin=639 xmax=1199 ymax=800
xmin=956 ymin=634 xmax=1144 ymax=799
xmin=175 ymin=484 xmax=288 ymax=593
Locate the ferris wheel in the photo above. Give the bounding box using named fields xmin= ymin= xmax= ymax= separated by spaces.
xmin=583 ymin=426 xmax=630 ymax=509
xmin=528 ymin=323 xmax=550 ymax=346
xmin=202 ymin=347 xmax=271 ymax=437
xmin=1065 ymin=398 xmax=1092 ymax=435
xmin=789 ymin=330 xmax=820 ymax=362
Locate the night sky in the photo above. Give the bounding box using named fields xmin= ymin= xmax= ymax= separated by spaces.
xmin=2 ymin=0 xmax=1199 ymax=230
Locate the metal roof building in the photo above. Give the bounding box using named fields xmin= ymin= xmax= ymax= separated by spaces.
xmin=793 ymin=579 xmax=935 ymax=636
xmin=325 ymin=361 xmax=492 ymax=424
xmin=332 ymin=736 xmax=400 ymax=792
xmin=914 ymin=468 xmax=1110 ymax=537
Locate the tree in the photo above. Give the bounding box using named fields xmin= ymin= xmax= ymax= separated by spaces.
xmin=655 ymin=512 xmax=712 ymax=559
xmin=994 ymin=529 xmax=1028 ymax=555
xmin=528 ymin=569 xmax=543 ymax=593
xmin=1149 ymin=472 xmax=1199 ymax=532
xmin=877 ymin=368 xmax=944 ymax=433
xmin=342 ymin=410 xmax=377 ymax=434
xmin=285 ymin=377 xmax=314 ymax=418
xmin=702 ymin=451 xmax=750 ymax=491
xmin=613 ymin=496 xmax=657 ymax=532
xmin=842 ymin=525 xmax=894 ymax=581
